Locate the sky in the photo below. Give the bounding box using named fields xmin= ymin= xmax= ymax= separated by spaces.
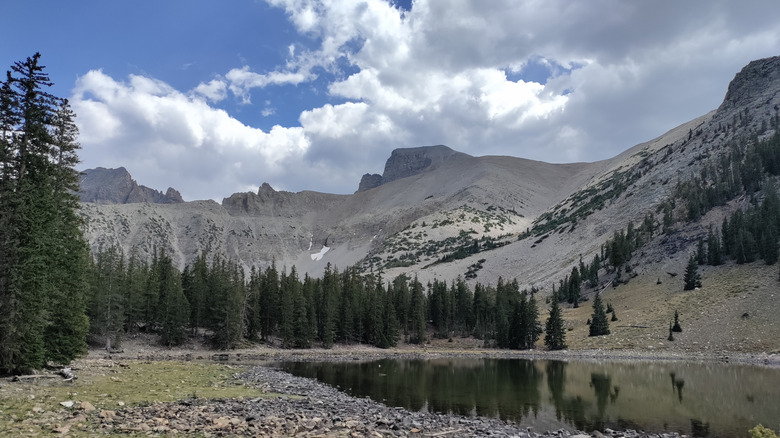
xmin=2 ymin=1 xmax=779 ymax=201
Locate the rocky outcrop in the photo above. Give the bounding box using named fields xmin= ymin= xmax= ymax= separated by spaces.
xmin=356 ymin=145 xmax=464 ymax=192
xmin=357 ymin=173 xmax=383 ymax=192
xmin=222 ymin=182 xmax=345 ymax=217
xmin=720 ymin=55 xmax=780 ymax=111
xmin=79 ymin=167 xmax=184 ymax=204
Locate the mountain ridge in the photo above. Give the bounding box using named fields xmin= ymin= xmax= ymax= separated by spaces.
xmin=78 ymin=55 xmax=780 ymax=288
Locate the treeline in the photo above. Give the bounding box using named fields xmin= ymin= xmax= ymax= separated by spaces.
xmin=1 ymin=54 xmax=89 ymax=374
xmin=87 ymin=247 xmax=544 ymax=351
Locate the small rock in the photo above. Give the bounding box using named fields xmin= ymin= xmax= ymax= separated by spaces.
xmin=99 ymin=410 xmax=116 ymax=419
xmin=60 ymin=401 xmax=74 ymax=409
xmin=80 ymin=401 xmax=96 ymax=412
xmin=53 ymin=424 xmax=71 ymax=434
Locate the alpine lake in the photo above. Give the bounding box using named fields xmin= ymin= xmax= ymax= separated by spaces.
xmin=275 ymin=357 xmax=780 ymax=437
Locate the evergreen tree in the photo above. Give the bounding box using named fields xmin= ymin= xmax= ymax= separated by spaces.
xmin=522 ymin=291 xmax=542 ymax=349
xmin=672 ymin=310 xmax=682 ymax=332
xmin=0 ymin=54 xmax=89 ymax=373
xmin=123 ymin=250 xmax=149 ymax=335
xmin=318 ymin=263 xmax=338 ymax=348
xmin=568 ymin=267 xmax=581 ymax=307
xmin=696 ymin=239 xmax=707 ymax=265
xmin=157 ymin=250 xmax=189 ymax=347
xmin=409 ymin=276 xmax=426 ymax=344
xmin=88 ymin=245 xmax=126 ymax=350
xmin=544 ymin=297 xmax=566 ymax=350
xmin=260 ymin=262 xmax=279 ymax=341
xmin=683 ymin=254 xmax=702 ymax=290
xmin=472 ymin=283 xmax=491 ymax=340
xmin=706 ymin=227 xmax=723 ymax=266
xmin=588 ymin=292 xmax=610 ymax=336
xmin=288 ymin=268 xmax=311 ymax=348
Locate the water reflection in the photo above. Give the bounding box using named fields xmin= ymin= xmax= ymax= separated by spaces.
xmin=279 ymin=358 xmax=780 ymax=438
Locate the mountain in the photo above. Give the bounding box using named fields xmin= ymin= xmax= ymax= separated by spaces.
xmin=79 ymin=56 xmax=780 ymax=287
xmin=79 ymin=167 xmax=183 ymax=204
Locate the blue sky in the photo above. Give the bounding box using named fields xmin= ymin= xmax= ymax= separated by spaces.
xmin=2 ymin=1 xmax=779 ymax=201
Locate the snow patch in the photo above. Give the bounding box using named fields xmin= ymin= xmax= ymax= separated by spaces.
xmin=310 ymin=246 xmax=330 ymax=261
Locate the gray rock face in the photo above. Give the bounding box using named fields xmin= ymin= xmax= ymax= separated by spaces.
xmin=356 ymin=145 xmax=463 ymax=192
xmin=382 ymin=145 xmax=461 ymax=184
xmin=357 ymin=173 xmax=383 ymax=192
xmin=79 ymin=167 xmax=184 ymax=204
xmin=720 ymin=55 xmax=780 ymax=111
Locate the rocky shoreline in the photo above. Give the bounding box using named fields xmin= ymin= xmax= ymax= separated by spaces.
xmin=75 ymin=344 xmax=777 ymax=436
xmin=111 ymin=344 xmax=780 ymax=369
xmin=91 ymin=365 xmax=686 ymax=437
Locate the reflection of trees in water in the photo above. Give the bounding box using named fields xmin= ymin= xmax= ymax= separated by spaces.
xmin=691 ymin=419 xmax=710 ymax=437
xmin=428 ymin=359 xmax=543 ymax=422
xmin=289 ymin=359 xmax=544 ymax=422
xmin=546 ymin=361 xmax=589 ymax=430
xmin=589 ymin=372 xmax=620 ymax=430
xmin=670 ymin=372 xmax=685 ymax=403
xmin=546 ymin=362 xmax=623 ymax=432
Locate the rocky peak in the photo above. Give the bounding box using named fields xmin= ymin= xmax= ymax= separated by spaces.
xmin=357 ymin=173 xmax=383 ymax=192
xmin=79 ymin=167 xmax=184 ymax=204
xmin=720 ymin=55 xmax=780 ymax=111
xmin=356 ymin=145 xmax=464 ymax=192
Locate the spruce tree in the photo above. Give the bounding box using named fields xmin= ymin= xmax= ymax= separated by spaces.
xmin=158 ymin=249 xmax=189 ymax=347
xmin=672 ymin=310 xmax=682 ymax=332
xmin=588 ymin=292 xmax=610 ymax=336
xmin=409 ymin=276 xmax=427 ymax=344
xmin=544 ymin=298 xmax=567 ymax=350
xmin=683 ymin=254 xmax=702 ymax=290
xmin=0 ymin=54 xmax=89 ymax=373
xmin=88 ymin=245 xmax=126 ymax=350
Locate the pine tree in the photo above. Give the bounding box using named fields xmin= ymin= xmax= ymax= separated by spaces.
xmin=544 ymin=298 xmax=567 ymax=350
xmin=588 ymin=292 xmax=610 ymax=336
xmin=683 ymin=254 xmax=702 ymax=290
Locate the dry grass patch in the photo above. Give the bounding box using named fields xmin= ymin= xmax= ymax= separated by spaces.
xmin=0 ymin=360 xmax=272 ymax=437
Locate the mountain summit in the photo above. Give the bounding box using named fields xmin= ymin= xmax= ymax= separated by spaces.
xmin=358 ymin=145 xmax=465 ymax=192
xmin=79 ymin=167 xmax=183 ymax=204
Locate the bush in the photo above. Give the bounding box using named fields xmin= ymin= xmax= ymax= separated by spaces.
xmin=750 ymin=425 xmax=779 ymax=438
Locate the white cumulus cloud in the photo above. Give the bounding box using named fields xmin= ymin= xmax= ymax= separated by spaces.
xmin=72 ymin=70 xmax=310 ymax=201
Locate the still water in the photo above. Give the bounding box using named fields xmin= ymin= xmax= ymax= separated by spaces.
xmin=279 ymin=358 xmax=780 ymax=437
